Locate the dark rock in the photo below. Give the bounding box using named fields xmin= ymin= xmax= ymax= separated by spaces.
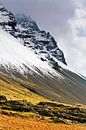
xmin=0 ymin=95 xmax=7 ymax=102
xmin=4 ymin=100 xmax=33 ymax=107
xmin=37 ymin=102 xmax=65 ymax=108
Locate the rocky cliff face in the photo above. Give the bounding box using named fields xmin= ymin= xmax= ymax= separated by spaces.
xmin=0 ymin=3 xmax=66 ymax=70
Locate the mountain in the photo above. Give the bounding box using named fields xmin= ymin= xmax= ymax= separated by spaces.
xmin=0 ymin=3 xmax=66 ymax=68
xmin=0 ymin=3 xmax=86 ymax=106
xmin=0 ymin=29 xmax=60 ymax=78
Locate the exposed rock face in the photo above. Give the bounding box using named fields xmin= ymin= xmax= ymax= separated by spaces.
xmin=15 ymin=14 xmax=39 ymax=31
xmin=0 ymin=3 xmax=16 ymax=31
xmin=0 ymin=3 xmax=67 ymax=70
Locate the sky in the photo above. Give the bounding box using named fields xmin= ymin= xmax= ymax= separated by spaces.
xmin=2 ymin=0 xmax=86 ymax=77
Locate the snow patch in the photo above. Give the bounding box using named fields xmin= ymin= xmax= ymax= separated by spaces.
xmin=0 ymin=29 xmax=63 ymax=78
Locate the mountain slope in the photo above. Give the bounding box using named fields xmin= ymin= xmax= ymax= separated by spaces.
xmin=0 ymin=3 xmax=86 ymax=105
xmin=0 ymin=29 xmax=61 ymax=78
xmin=0 ymin=29 xmax=86 ymax=105
xmin=0 ymin=71 xmax=49 ymax=104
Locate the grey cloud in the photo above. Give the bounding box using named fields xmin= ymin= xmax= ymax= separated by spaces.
xmin=2 ymin=0 xmax=75 ymax=32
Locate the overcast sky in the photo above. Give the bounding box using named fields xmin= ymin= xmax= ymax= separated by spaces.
xmin=2 ymin=0 xmax=86 ymax=76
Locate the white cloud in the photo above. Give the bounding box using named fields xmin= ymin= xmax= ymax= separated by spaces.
xmin=61 ymin=1 xmax=86 ymax=76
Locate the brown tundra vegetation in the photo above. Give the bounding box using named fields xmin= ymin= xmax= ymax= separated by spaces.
xmin=0 ymin=114 xmax=86 ymax=130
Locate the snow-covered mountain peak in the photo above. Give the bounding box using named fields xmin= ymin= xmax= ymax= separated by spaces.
xmin=0 ymin=3 xmax=67 ymax=69
xmin=0 ymin=29 xmax=63 ymax=78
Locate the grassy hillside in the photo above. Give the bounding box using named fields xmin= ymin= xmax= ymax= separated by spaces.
xmin=0 ymin=72 xmax=86 ymax=128
xmin=0 ymin=72 xmax=49 ymax=104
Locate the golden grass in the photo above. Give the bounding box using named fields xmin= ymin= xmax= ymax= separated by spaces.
xmin=0 ymin=114 xmax=86 ymax=130
xmin=0 ymin=78 xmax=49 ymax=104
